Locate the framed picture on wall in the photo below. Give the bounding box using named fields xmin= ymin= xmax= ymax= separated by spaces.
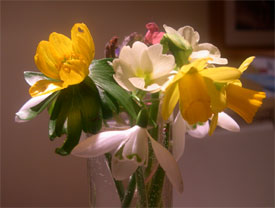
xmin=224 ymin=1 xmax=274 ymax=47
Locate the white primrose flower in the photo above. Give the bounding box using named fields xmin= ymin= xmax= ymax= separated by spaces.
xmin=163 ymin=25 xmax=228 ymax=65
xmin=112 ymin=41 xmax=175 ymax=93
xmin=172 ymin=112 xmax=240 ymax=161
xmin=72 ymin=125 xmax=184 ymax=193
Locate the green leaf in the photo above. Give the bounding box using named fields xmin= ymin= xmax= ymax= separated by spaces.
xmin=55 ymin=106 xmax=82 ymax=156
xmin=49 ymin=88 xmax=72 ymax=138
xmin=78 ymin=77 xmax=102 ymax=134
xmin=161 ymin=35 xmax=192 ymax=67
xmin=98 ymin=87 xmax=119 ymax=119
xmin=89 ymin=59 xmax=137 ymax=120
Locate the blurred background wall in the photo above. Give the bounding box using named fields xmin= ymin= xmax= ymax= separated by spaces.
xmin=1 ymin=1 xmax=274 ymax=207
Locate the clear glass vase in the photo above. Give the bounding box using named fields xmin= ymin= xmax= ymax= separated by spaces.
xmin=86 ymin=119 xmax=173 ymax=208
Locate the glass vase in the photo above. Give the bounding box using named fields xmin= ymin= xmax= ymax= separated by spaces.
xmin=86 ymin=120 xmax=173 ymax=208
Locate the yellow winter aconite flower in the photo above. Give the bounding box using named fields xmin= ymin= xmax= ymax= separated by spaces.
xmin=29 ymin=23 xmax=95 ymax=97
xmin=162 ymin=57 xmax=266 ymax=133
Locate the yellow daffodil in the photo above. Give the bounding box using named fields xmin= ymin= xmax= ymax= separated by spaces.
xmin=29 ymin=23 xmax=95 ymax=97
xmin=162 ymin=57 xmax=266 ymax=133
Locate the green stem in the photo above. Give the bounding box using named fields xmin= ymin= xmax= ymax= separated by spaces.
xmin=148 ymin=123 xmax=171 ymax=208
xmin=135 ymin=167 xmax=148 ymax=208
xmin=148 ymin=166 xmax=165 ymax=208
xmin=122 ymin=175 xmax=136 ymax=208
xmin=105 ymin=153 xmax=125 ymax=202
xmin=145 ymin=92 xmax=160 ymax=178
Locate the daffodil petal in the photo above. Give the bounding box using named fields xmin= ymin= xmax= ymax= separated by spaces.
xmin=29 ymin=80 xmax=64 ymax=97
xmin=182 ymin=58 xmax=209 ymax=73
xmin=226 ymin=84 xmax=266 ymax=123
xmin=217 ymin=112 xmax=240 ymax=132
xmin=71 ymin=130 xmax=129 ymax=158
xmin=178 ymin=71 xmax=212 ymax=124
xmin=34 ymin=41 xmax=60 ymax=80
xmin=200 ymin=67 xmax=241 ymax=82
xmin=111 ymin=157 xmax=138 ymax=180
xmin=239 ymin=56 xmax=255 ymax=73
xmin=172 ymin=112 xmax=187 ymax=161
xmin=147 ymin=130 xmax=184 ymax=193
xmin=161 ymin=82 xmax=180 ymax=120
xmin=203 ymin=77 xmax=226 ymax=113
xmin=209 ymin=113 xmax=218 ymax=135
xmin=188 ymin=121 xmax=209 ymax=138
xmin=15 ymin=93 xmax=52 ymax=122
xmin=71 ymin=23 xmax=95 ymax=64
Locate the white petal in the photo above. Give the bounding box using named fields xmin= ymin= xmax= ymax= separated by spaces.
xmin=188 ymin=121 xmax=209 ymax=138
xmin=208 ymin=55 xmax=228 ymax=65
xmin=111 ymin=156 xmax=138 ymax=180
xmin=118 ymin=45 xmax=139 ymax=71
xmin=15 ymin=93 xmax=52 ymax=122
xmin=194 ymin=43 xmax=220 ymax=56
xmin=146 ymin=44 xmax=175 ymax=79
xmin=217 ymin=112 xmax=240 ymax=132
xmin=128 ymin=77 xmax=145 ymax=90
xmin=132 ymin=41 xmax=148 ymax=67
xmin=123 ymin=126 xmax=148 ymax=165
xmin=140 ymin=50 xmax=153 ymax=75
xmin=25 ymin=72 xmax=48 ymax=86
xmin=71 ymin=129 xmax=130 ymax=158
xmin=147 ymin=130 xmax=184 ymax=193
xmin=163 ymin=24 xmax=178 ymax=35
xmin=189 ymin=50 xmax=210 ymax=60
xmin=177 ymin=26 xmax=200 ymax=47
xmin=112 ymin=59 xmax=136 ymax=91
xmin=128 ymin=77 xmax=161 ymax=92
xmin=172 ymin=112 xmax=187 ymax=161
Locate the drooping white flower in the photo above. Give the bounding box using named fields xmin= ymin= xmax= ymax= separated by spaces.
xmin=163 ymin=25 xmax=228 ymax=65
xmin=112 ymin=41 xmax=175 ymax=93
xmin=72 ymin=125 xmax=184 ymax=193
xmin=172 ymin=112 xmax=240 ymax=161
xmin=15 ymin=73 xmax=54 ymax=122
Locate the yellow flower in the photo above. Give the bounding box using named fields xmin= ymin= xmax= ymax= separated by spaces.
xmin=29 ymin=23 xmax=95 ymax=97
xmin=162 ymin=57 xmax=265 ymax=133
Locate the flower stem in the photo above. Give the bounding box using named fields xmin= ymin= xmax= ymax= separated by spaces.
xmin=135 ymin=167 xmax=148 ymax=208
xmin=145 ymin=92 xmax=160 ymax=178
xmin=148 ymin=123 xmax=170 ymax=208
xmin=105 ymin=153 xmax=125 ymax=202
xmin=147 ymin=165 xmax=165 ymax=208
xmin=122 ymin=174 xmax=136 ymax=208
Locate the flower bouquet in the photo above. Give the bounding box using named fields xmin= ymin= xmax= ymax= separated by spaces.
xmin=15 ymin=22 xmax=266 ymax=207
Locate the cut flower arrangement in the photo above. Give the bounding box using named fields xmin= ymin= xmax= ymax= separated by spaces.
xmin=15 ymin=22 xmax=266 ymax=207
